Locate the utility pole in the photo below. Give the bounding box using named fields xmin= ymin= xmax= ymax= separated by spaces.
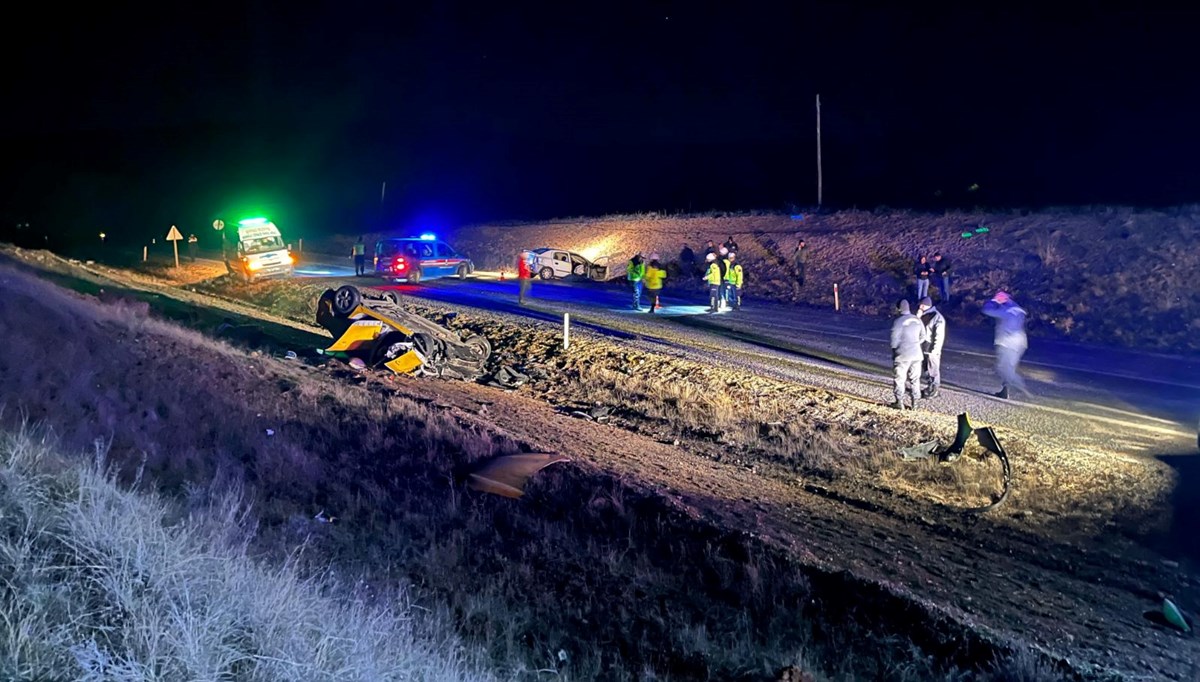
xmin=816 ymin=94 xmax=823 ymax=208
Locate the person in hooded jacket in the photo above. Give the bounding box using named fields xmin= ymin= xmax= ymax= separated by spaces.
xmin=724 ymin=252 xmax=744 ymax=310
xmin=982 ymin=291 xmax=1030 ymax=399
xmin=917 ymin=296 xmax=946 ymax=398
xmin=890 ymin=299 xmax=928 ymax=409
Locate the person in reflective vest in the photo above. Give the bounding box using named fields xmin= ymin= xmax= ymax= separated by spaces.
xmin=626 ymin=253 xmax=646 ymax=310
xmin=724 ymin=252 xmax=744 ymax=310
xmin=703 ymin=252 xmax=722 ymax=313
xmin=643 ymin=255 xmax=666 ymax=313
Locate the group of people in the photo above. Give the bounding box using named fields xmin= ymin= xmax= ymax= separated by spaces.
xmin=624 ymin=253 xmax=668 ymax=312
xmin=891 ymin=288 xmax=1029 ymax=408
xmin=676 ymin=236 xmax=748 ymax=313
xmin=913 ymin=252 xmax=952 ymax=302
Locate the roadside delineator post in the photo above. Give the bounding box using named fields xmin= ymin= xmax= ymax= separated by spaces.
xmin=299 ymin=238 xmax=303 ymax=253
xmin=834 ymin=282 xmax=840 ymax=312
xmin=143 ymin=246 xmax=148 ymax=262
xmin=563 ymin=313 xmax=570 ymax=349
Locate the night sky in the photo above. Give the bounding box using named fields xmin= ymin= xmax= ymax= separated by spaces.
xmin=3 ymin=2 xmax=1199 ymax=247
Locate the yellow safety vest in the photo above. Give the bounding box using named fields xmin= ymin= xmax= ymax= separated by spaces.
xmin=704 ymin=262 xmax=722 ymax=285
xmin=352 ymin=243 xmax=365 ymax=256
xmin=725 ymin=264 xmax=743 ymax=287
xmin=643 ymin=266 xmax=666 ymax=290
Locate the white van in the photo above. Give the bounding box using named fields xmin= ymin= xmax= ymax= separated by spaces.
xmin=222 ymin=218 xmax=294 ymax=282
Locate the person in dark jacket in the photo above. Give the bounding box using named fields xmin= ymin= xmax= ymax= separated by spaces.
xmin=793 ymin=239 xmax=808 ymax=288
xmin=917 ymin=296 xmax=946 ymax=398
xmin=703 ymin=240 xmax=717 ymax=258
xmin=679 ymin=243 xmax=696 ymax=276
xmin=723 ymin=235 xmax=739 ymax=253
xmin=914 ymin=255 xmax=931 ymax=300
xmin=981 ymin=291 xmax=1030 ymax=399
xmin=933 ymin=252 xmax=951 ymax=302
xmin=890 ymin=299 xmax=928 ymax=409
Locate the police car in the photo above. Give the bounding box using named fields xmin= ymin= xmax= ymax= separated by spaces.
xmin=373 ymin=234 xmax=474 ymax=283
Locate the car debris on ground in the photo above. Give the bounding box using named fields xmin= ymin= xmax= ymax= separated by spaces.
xmin=899 ymin=412 xmax=1012 ymax=512
xmin=463 ymin=453 xmax=571 ymax=498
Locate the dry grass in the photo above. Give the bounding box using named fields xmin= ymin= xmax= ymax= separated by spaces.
xmin=0 ymin=424 xmax=490 ymax=681
xmin=0 ymin=262 xmax=1085 ymax=680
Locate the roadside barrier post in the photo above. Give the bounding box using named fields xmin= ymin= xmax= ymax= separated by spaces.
xmin=563 ymin=313 xmax=570 ymax=349
xmin=834 ymin=282 xmax=840 ymax=312
xmin=299 ymin=238 xmax=303 ymax=253
xmin=143 ymin=246 xmax=147 ymax=262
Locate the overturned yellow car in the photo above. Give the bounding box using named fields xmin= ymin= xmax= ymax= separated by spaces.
xmin=316 ymin=285 xmax=491 ymax=380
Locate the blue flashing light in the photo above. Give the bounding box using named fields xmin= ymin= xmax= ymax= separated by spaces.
xmin=790 ymin=214 xmax=805 ymax=221
xmin=239 ymin=217 xmax=269 ymax=226
xmin=419 ymin=233 xmax=437 ymax=241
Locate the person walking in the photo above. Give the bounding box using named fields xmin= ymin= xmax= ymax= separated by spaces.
xmin=792 ymin=239 xmax=808 ymax=288
xmin=933 ymin=252 xmax=951 ymax=302
xmin=725 ymin=251 xmax=744 ymax=310
xmin=626 ymin=253 xmax=647 ymax=310
xmin=517 ymin=250 xmax=533 ymax=305
xmin=679 ymin=243 xmax=696 ymax=276
xmin=723 ymin=235 xmax=739 ymax=254
xmin=703 ymin=252 xmax=722 ymax=313
xmin=352 ymin=236 xmax=367 ymax=276
xmin=917 ymin=296 xmax=946 ymax=398
xmin=187 ymin=233 xmax=199 ymax=262
xmin=644 ymin=254 xmax=666 ymax=313
xmin=890 ymin=299 xmax=928 ymax=410
xmin=982 ymin=291 xmax=1030 ymax=399
xmin=914 ymin=255 xmax=931 ymax=300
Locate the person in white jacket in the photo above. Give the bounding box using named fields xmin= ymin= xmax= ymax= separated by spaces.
xmin=890 ymin=299 xmax=928 ymax=409
xmin=917 ymin=296 xmax=946 ymax=398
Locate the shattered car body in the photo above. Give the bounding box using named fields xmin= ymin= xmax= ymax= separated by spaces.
xmin=316 ymin=285 xmax=491 ymax=380
xmin=529 ymin=248 xmax=610 ymax=281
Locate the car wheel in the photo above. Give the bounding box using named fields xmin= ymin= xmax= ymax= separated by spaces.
xmin=539 ymin=267 xmax=554 ymax=280
xmin=457 ymin=264 xmax=469 ymax=280
xmin=408 ymin=268 xmax=422 ymax=284
xmin=383 ymin=291 xmax=400 ymax=305
xmin=462 ymin=334 xmax=491 ymax=361
xmin=332 ymin=285 xmax=362 ymax=315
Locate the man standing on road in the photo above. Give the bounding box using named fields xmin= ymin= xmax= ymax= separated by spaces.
xmin=517 ymin=250 xmax=533 ymax=305
xmin=914 ymin=255 xmax=931 ymax=300
xmin=725 ymin=251 xmax=744 ymax=310
xmin=917 ymin=296 xmax=946 ymax=398
xmin=679 ymin=243 xmax=696 ymax=276
xmin=644 ymin=254 xmax=666 ymax=313
xmin=982 ymin=291 xmax=1030 ymax=399
xmin=890 ymin=299 xmax=928 ymax=410
xmin=187 ymin=233 xmax=198 ymax=262
xmin=933 ymin=252 xmax=951 ymax=302
xmin=627 ymin=253 xmax=647 ymax=310
xmin=352 ymin=236 xmax=367 ymax=276
xmin=793 ymin=239 xmax=808 ymax=289
xmin=703 ymin=252 xmax=722 ymax=313
xmin=716 ymin=247 xmax=730 ymax=310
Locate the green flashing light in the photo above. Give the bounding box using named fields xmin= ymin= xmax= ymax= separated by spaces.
xmin=961 ymin=232 xmax=974 ymax=238
xmin=975 ymin=226 xmax=989 ymax=233
xmin=238 ymin=217 xmax=270 ymax=227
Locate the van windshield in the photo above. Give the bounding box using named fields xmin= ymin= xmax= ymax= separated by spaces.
xmin=242 ymin=236 xmax=285 ymax=255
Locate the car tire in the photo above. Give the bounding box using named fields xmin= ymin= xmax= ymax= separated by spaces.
xmin=457 ymin=264 xmax=469 ymax=280
xmin=408 ymin=268 xmax=422 ymax=284
xmin=462 ymin=334 xmax=492 ymax=361
xmin=332 ymin=285 xmax=362 ymax=315
xmin=383 ymin=291 xmax=400 ymax=305
xmin=539 ymin=267 xmax=554 ymax=280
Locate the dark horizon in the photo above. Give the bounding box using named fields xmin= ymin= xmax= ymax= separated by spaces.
xmin=4 ymin=2 xmax=1200 ymax=248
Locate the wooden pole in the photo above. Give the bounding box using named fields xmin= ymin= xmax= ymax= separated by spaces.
xmin=816 ymin=94 xmax=823 ymax=208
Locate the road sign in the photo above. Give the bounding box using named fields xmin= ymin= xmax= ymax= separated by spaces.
xmin=167 ymin=225 xmax=183 ymax=267
xmin=213 ymin=219 xmax=225 ymax=230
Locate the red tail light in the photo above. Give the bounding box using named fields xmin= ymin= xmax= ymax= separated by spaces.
xmin=392 ymin=257 xmax=407 ymax=271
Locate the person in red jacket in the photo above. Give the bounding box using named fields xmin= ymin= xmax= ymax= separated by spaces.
xmin=517 ymin=251 xmax=533 ymax=305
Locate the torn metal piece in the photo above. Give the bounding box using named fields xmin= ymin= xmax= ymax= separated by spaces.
xmin=465 ymin=453 xmax=571 ymax=498
xmin=899 ymin=440 xmax=941 ymax=461
xmin=902 ymin=412 xmax=1012 ymax=513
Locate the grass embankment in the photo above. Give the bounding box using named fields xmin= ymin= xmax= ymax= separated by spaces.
xmin=0 ymin=425 xmax=488 ymax=681
xmin=0 ymin=260 xmax=1080 ymax=680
